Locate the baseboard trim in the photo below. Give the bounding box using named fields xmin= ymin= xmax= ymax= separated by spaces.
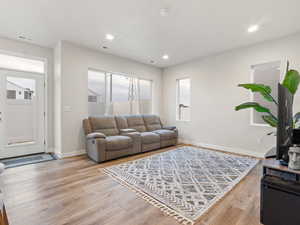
xmin=54 ymin=149 xmax=86 ymax=159
xmin=53 ymin=142 xmax=265 ymax=159
xmin=179 ymin=139 xmax=265 ymax=158
xmin=46 ymin=147 xmax=54 ymax=153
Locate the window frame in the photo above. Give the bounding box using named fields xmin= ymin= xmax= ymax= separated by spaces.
xmin=176 ymin=77 xmax=191 ymax=122
xmin=138 ymin=78 xmax=153 ymax=115
xmin=249 ymin=60 xmax=286 ymax=127
xmin=138 ymin=78 xmax=153 ymax=100
xmin=88 ymin=68 xmax=107 ymax=103
xmin=87 ymin=68 xmax=153 ymax=115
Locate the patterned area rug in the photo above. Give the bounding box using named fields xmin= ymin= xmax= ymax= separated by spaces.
xmin=103 ymin=146 xmax=258 ymax=224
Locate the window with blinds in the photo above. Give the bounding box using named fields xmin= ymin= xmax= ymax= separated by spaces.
xmin=88 ymin=69 xmax=153 ymax=116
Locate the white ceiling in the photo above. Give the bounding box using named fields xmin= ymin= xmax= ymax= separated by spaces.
xmin=1 ymin=0 xmax=300 ymax=68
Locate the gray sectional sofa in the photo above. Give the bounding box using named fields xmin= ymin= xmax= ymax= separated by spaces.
xmin=83 ymin=114 xmax=178 ymax=162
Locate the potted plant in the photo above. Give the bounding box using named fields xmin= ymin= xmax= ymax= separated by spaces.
xmin=235 ymin=62 xmax=300 ymax=133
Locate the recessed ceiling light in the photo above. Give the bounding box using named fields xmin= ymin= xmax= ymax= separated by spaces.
xmin=105 ymin=34 xmax=115 ymax=41
xmin=248 ymin=25 xmax=259 ymax=33
xmin=162 ymin=54 xmax=169 ymax=60
xmin=18 ymin=35 xmax=32 ymax=41
xmin=160 ymin=8 xmax=169 ymax=17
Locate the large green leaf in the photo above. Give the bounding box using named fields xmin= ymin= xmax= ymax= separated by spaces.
xmin=282 ymin=70 xmax=300 ymax=95
xmin=235 ymin=102 xmax=270 ymax=113
xmin=238 ymin=83 xmax=276 ymax=103
xmin=262 ymin=115 xmax=278 ymax=127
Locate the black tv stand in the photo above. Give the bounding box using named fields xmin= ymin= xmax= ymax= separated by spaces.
xmin=261 ymin=159 xmax=300 ymax=225
xmin=264 ymin=147 xmax=289 ymax=166
xmin=279 ymin=159 xmax=289 ymax=166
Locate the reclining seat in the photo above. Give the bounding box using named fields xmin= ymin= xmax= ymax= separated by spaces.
xmin=143 ymin=115 xmax=178 ymax=148
xmin=83 ymin=116 xmax=140 ymax=162
xmin=116 ymin=115 xmax=160 ymax=152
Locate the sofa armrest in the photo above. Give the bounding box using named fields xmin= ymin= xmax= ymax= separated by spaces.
xmin=86 ymin=137 xmax=106 ymax=163
xmin=162 ymin=126 xmax=177 ymax=131
xmin=120 ymin=128 xmax=137 ymax=134
xmin=86 ymin=132 xmax=106 ymax=140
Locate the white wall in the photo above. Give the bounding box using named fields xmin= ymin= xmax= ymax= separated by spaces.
xmin=55 ymin=41 xmax=163 ymax=156
xmin=0 ymin=37 xmax=54 ymax=150
xmin=162 ymin=33 xmax=300 ymax=157
xmin=5 ymin=32 xmax=300 ymax=158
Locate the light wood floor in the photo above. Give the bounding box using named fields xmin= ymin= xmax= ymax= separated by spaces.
xmin=1 ymin=146 xmax=262 ymax=225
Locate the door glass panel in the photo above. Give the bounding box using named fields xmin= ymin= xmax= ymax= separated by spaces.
xmin=6 ymin=76 xmax=36 ymax=145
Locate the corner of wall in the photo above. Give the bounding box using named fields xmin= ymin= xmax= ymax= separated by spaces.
xmin=54 ymin=41 xmax=63 ymax=155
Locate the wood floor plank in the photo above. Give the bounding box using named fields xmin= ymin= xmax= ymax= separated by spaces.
xmin=1 ymin=146 xmax=262 ymax=225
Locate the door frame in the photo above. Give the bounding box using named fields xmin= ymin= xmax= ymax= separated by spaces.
xmin=0 ymin=49 xmax=48 ymax=156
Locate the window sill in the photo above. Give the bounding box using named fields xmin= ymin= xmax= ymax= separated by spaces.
xmin=250 ymin=122 xmax=271 ymax=127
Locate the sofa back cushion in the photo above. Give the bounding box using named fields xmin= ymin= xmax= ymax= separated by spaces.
xmin=115 ymin=115 xmax=128 ymax=129
xmin=125 ymin=115 xmax=147 ymax=132
xmin=143 ymin=115 xmax=162 ymax=131
xmin=83 ymin=118 xmax=93 ymax=135
xmin=89 ymin=116 xmax=119 ymax=136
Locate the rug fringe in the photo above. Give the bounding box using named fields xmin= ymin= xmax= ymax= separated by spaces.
xmin=103 ymin=168 xmax=194 ymax=225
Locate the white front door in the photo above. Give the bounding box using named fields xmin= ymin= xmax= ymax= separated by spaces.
xmin=0 ymin=69 xmax=45 ymax=158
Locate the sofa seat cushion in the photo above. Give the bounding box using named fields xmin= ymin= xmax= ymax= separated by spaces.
xmin=105 ymin=136 xmax=133 ymax=151
xmin=141 ymin=132 xmax=160 ymax=144
xmin=153 ymin=129 xmax=177 ymax=140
